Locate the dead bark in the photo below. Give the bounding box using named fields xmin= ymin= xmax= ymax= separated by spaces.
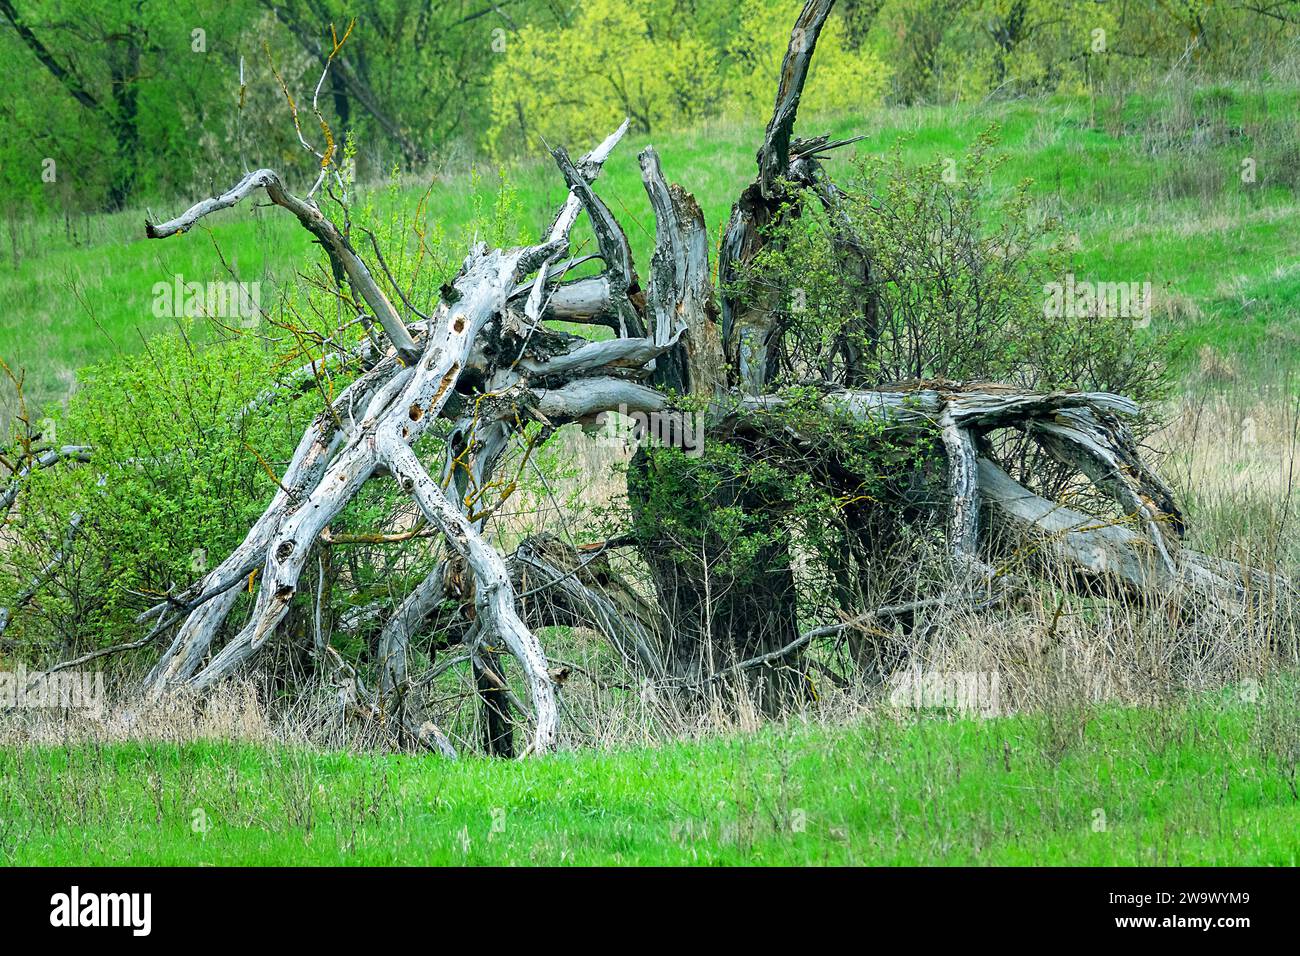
xmin=26 ymin=0 xmax=1266 ymax=758
xmin=146 ymin=169 xmax=421 ymax=364
xmin=639 ymin=146 xmax=725 ymax=397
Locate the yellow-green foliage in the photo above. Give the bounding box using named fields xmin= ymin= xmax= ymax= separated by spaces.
xmin=486 ymin=0 xmax=890 ymax=156
xmin=724 ymin=0 xmax=889 ymax=118
xmin=869 ymin=0 xmax=1120 ymax=103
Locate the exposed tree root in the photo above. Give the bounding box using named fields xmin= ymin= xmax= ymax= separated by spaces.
xmin=10 ymin=0 xmax=1284 ymax=757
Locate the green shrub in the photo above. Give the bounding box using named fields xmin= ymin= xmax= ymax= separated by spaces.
xmin=0 ymin=331 xmax=305 ymax=655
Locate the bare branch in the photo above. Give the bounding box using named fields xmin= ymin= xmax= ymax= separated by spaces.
xmin=146 ymin=169 xmax=421 ymax=364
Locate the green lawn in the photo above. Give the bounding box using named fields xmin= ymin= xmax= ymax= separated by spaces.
xmin=3 ymin=690 xmax=1296 ymax=865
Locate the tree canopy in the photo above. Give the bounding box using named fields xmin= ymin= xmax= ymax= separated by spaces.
xmin=3 ymin=0 xmax=1298 ymax=213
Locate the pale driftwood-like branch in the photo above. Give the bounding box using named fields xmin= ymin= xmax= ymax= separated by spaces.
xmin=725 ymin=382 xmax=1269 ymax=601
xmin=1027 ymin=409 xmax=1182 ymax=573
xmin=142 ymin=362 xmax=389 ymax=689
xmin=977 ymin=457 xmax=1244 ymax=600
xmin=938 ymin=410 xmax=980 ymax=563
xmin=516 ymin=337 xmax=669 ymax=379
xmin=146 ymin=168 xmax=422 ymax=364
xmin=545 ymin=119 xmax=629 ymax=244
xmin=383 ymin=438 xmax=557 ymax=750
xmin=532 ymin=378 xmax=669 ymax=423
xmin=532 ymin=275 xmax=618 ymax=327
xmin=552 ymin=145 xmax=644 ymax=338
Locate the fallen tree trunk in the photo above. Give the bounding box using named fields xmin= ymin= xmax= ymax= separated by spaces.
xmin=8 ymin=0 xmax=1278 ymax=757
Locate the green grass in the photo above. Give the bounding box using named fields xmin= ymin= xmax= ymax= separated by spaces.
xmin=7 ymin=81 xmax=1300 ymax=419
xmin=3 ymin=690 xmax=1296 ymax=865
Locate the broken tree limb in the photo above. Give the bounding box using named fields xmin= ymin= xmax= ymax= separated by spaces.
xmin=382 ymin=439 xmax=557 ymax=752
xmin=146 ymin=168 xmax=422 ymax=365
xmin=552 ymin=145 xmax=644 ymax=338
xmin=759 ymin=0 xmax=837 ymax=200
xmin=639 ymin=146 xmax=725 ymax=397
xmin=721 ymin=382 xmax=1264 ymax=601
xmin=938 ymin=409 xmax=981 ymax=564
xmin=977 ymin=457 xmax=1243 ymax=600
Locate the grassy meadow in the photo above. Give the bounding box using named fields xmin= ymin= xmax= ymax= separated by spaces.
xmin=2 ymin=79 xmax=1299 ymax=866
xmin=3 ymin=686 xmax=1297 ymax=866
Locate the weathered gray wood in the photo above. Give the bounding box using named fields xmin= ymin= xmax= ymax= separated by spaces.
xmin=977 ymin=457 xmax=1241 ymax=600
xmin=517 ymin=337 xmax=670 ymax=379
xmin=531 ymin=378 xmax=669 ymax=423
xmin=725 ymin=383 xmax=1217 ymax=592
xmin=143 ymin=367 xmax=382 ymax=689
xmin=938 ymin=410 xmax=980 ymax=563
xmin=551 ymin=145 xmax=644 ymax=338
xmin=758 ymin=0 xmax=837 ymax=200
xmin=382 ymin=436 xmax=557 ymax=751
xmin=147 ymin=169 xmax=421 ymax=364
xmin=1027 ymin=409 xmax=1182 ymax=572
xmin=639 ymin=146 xmax=725 ymax=397
xmin=533 ymin=276 xmax=616 ymax=326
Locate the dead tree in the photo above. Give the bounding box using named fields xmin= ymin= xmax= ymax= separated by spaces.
xmin=103 ymin=0 xmax=1277 ymax=754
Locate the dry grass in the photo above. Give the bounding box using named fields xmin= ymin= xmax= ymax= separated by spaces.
xmin=0 ymin=680 xmax=276 ymax=749
xmin=3 ymin=387 xmax=1295 ymax=758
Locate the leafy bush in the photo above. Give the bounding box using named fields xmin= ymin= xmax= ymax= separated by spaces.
xmin=731 ymin=129 xmax=1169 ymax=420
xmin=0 ymin=332 xmax=306 ymax=655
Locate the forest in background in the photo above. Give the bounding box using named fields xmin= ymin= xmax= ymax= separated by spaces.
xmin=4 ymin=0 xmax=1300 ymax=215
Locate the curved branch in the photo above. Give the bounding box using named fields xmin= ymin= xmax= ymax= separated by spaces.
xmin=381 ymin=439 xmax=557 ymax=752
xmin=146 ymin=168 xmax=421 ymax=364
